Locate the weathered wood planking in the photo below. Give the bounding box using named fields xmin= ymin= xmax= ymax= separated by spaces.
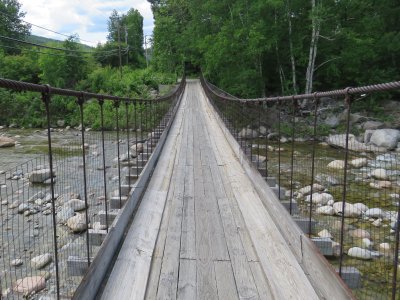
xmin=177 ymin=259 xmax=197 ymax=300
xmin=214 ymin=261 xmax=240 ymax=300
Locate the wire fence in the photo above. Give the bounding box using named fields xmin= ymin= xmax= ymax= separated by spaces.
xmin=0 ymin=77 xmax=185 ymax=299
xmin=201 ymin=75 xmax=400 ymax=299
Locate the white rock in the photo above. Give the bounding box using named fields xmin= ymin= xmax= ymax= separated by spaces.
xmin=67 ymin=213 xmax=87 ymax=232
xmin=371 ymin=168 xmax=388 ymax=180
xmin=379 ymin=243 xmax=390 ymax=251
xmin=333 ymin=202 xmax=362 ymax=217
xmin=65 ymin=199 xmax=86 ymax=211
xmin=130 ymin=143 xmax=144 ymax=157
xmin=332 ymin=242 xmax=341 ymax=257
xmin=28 ymin=169 xmax=52 ymax=183
xmin=353 ymin=203 xmax=369 ymax=212
xmin=350 ymin=229 xmax=371 ymax=239
xmin=9 ymin=200 xmax=20 ymax=209
xmin=31 ymin=253 xmax=52 ymax=269
xmin=318 ymin=229 xmax=332 ymax=238
xmin=239 ymin=128 xmax=258 ymax=139
xmin=305 ymin=193 xmax=333 ymax=205
xmin=372 ymin=219 xmax=382 ymax=227
xmin=11 ymin=259 xmax=23 ymax=267
xmin=390 ymin=194 xmax=400 ymax=199
xmin=57 ymin=207 xmax=75 ymax=223
xmin=327 ymin=199 xmax=335 ymax=206
xmin=365 ymin=208 xmax=384 ymax=218
xmin=370 ymin=129 xmax=400 ymax=150
xmin=0 ymin=136 xmax=16 ymax=148
xmin=327 ymin=160 xmax=345 ymax=170
xmin=361 ymin=238 xmax=373 ymax=249
xmin=13 ymin=276 xmax=45 ymax=294
xmin=298 ymin=184 xmax=325 ymax=195
xmin=348 ymin=247 xmax=372 ymax=260
xmin=316 ymin=206 xmax=335 ymax=215
xmin=350 ymin=158 xmax=368 ymax=168
xmin=17 ymin=203 xmax=29 ymax=214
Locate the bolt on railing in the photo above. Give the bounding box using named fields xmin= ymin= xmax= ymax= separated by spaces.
xmin=0 ymin=77 xmax=185 ymax=299
xmin=201 ymin=74 xmax=400 ymax=299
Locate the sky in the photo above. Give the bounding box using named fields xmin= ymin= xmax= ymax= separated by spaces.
xmin=18 ymin=0 xmax=154 ymax=47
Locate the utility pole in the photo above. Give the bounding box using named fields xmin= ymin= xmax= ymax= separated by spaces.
xmin=116 ymin=18 xmax=122 ymax=79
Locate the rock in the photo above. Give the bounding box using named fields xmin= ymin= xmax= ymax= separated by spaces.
xmin=316 ymin=206 xmax=335 ymax=215
xmin=31 ymin=253 xmax=52 ymax=269
xmin=324 ymin=115 xmax=340 ymax=128
xmin=280 ymin=137 xmax=288 ymax=143
xmin=350 ymin=158 xmax=368 ymax=168
xmin=67 ymin=213 xmax=87 ymax=232
xmin=298 ymin=184 xmax=325 ymax=195
xmin=17 ymin=203 xmax=30 ymax=214
xmin=305 ymin=193 xmax=333 ymax=205
xmin=348 ymin=247 xmax=372 ymax=260
xmin=372 ymin=219 xmax=382 ymax=227
xmin=353 ymin=203 xmax=369 ymax=212
xmin=259 ymin=126 xmax=267 ymax=135
xmin=365 ymin=208 xmax=384 ymax=218
xmin=239 ymin=128 xmax=258 ymax=139
xmin=28 ymin=169 xmax=52 ymax=183
xmin=327 ymin=160 xmax=345 ymax=170
xmin=13 ymin=276 xmax=46 ymax=294
xmin=315 ymin=174 xmax=341 ymax=186
xmin=130 ymin=143 xmax=144 ymax=157
xmin=0 ymin=136 xmax=16 ymax=148
xmin=362 ymin=238 xmax=373 ymax=249
xmin=370 ymin=129 xmax=400 ymax=150
xmin=379 ymin=243 xmax=390 ymax=251
xmin=11 ymin=259 xmax=23 ymax=267
xmin=350 ymin=229 xmax=371 ymax=239
xmin=327 ymin=134 xmax=385 ymax=152
xmin=57 ymin=207 xmax=75 ymax=223
xmin=332 ymin=242 xmax=341 ymax=257
xmin=56 ymin=120 xmax=65 ymax=127
xmin=362 ymin=121 xmax=384 ymax=130
xmin=65 ymin=199 xmax=86 ymax=211
xmin=9 ymin=200 xmax=20 ymax=209
xmin=28 ymin=191 xmax=46 ymax=203
xmin=333 ymin=202 xmax=362 ymax=217
xmin=318 ymin=229 xmax=332 ymax=238
xmin=370 ymin=181 xmax=392 ymax=189
xmin=390 ymin=194 xmax=400 ymax=199
xmin=267 ymin=132 xmax=279 ymax=140
xmin=1 ymin=200 xmax=8 ymax=205
xmin=371 ymin=169 xmax=388 ymax=180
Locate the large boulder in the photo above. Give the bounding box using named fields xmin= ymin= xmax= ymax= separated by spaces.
xmin=0 ymin=136 xmax=16 ymax=148
xmin=333 ymin=202 xmax=362 ymax=217
xmin=370 ymin=129 xmax=400 ymax=150
xmin=13 ymin=276 xmax=46 ymax=294
xmin=327 ymin=134 xmax=384 ymax=152
xmin=362 ymin=121 xmax=384 ymax=130
xmin=239 ymin=128 xmax=258 ymax=139
xmin=130 ymin=143 xmax=144 ymax=157
xmin=31 ymin=253 xmax=52 ymax=269
xmin=67 ymin=213 xmax=87 ymax=232
xmin=348 ymin=247 xmax=372 ymax=260
xmin=28 ymin=169 xmax=52 ymax=183
xmin=350 ymin=158 xmax=368 ymax=168
xmin=305 ymin=193 xmax=333 ymax=205
xmin=65 ymin=199 xmax=86 ymax=211
xmin=327 ymin=160 xmax=345 ymax=170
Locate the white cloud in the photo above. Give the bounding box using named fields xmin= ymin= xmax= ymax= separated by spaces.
xmin=19 ymin=0 xmax=154 ymax=46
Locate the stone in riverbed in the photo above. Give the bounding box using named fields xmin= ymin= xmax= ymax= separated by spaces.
xmin=327 ymin=160 xmax=345 ymax=170
xmin=305 ymin=192 xmax=333 ymax=205
xmin=348 ymin=247 xmax=372 ymax=260
xmin=371 ymin=169 xmax=388 ymax=180
xmin=350 ymin=158 xmax=368 ymax=168
xmin=11 ymin=259 xmax=23 ymax=266
xmin=370 ymin=129 xmax=400 ymax=150
xmin=31 ymin=253 xmax=52 ymax=269
xmin=67 ymin=213 xmax=87 ymax=232
xmin=370 ymin=181 xmax=391 ymax=189
xmin=64 ymin=199 xmax=86 ymax=211
xmin=318 ymin=229 xmax=332 ymax=238
xmin=13 ymin=276 xmax=45 ymax=294
xmin=316 ymin=206 xmax=334 ymax=215
xmin=298 ymin=184 xmax=325 ymax=195
xmin=353 ymin=203 xmax=369 ymax=212
xmin=0 ymin=136 xmax=16 ymax=148
xmin=365 ymin=208 xmax=384 ymax=218
xmin=57 ymin=207 xmax=75 ymax=223
xmin=362 ymin=238 xmax=373 ymax=249
xmin=28 ymin=169 xmax=52 ymax=183
xmin=350 ymin=229 xmax=371 ymax=239
xmin=333 ymin=202 xmax=362 ymax=217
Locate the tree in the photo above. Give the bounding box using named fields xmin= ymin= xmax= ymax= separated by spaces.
xmin=0 ymin=0 xmax=31 ymax=54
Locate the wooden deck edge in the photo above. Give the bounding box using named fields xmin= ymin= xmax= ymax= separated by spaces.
xmin=72 ymin=90 xmax=186 ymax=300
xmin=203 ymin=90 xmax=355 ymax=299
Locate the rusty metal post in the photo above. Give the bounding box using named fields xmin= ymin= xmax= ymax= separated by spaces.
xmin=77 ymin=94 xmax=91 ymax=266
xmin=339 ymin=89 xmax=352 ymax=277
xmin=114 ymin=100 xmax=122 ymax=207
xmin=308 ymin=94 xmax=319 ymax=235
xmin=289 ymin=97 xmax=297 ymax=215
xmin=98 ymin=98 xmax=109 ymax=232
xmin=41 ymin=88 xmax=60 ymax=299
xmin=277 ymin=97 xmax=281 ymax=198
xmin=392 ymin=189 xmax=400 ymax=298
xmin=125 ymin=101 xmax=131 ymax=188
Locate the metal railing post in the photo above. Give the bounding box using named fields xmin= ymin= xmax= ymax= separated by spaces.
xmin=125 ymin=101 xmax=131 ymax=188
xmin=114 ymin=100 xmax=122 ymax=207
xmin=289 ymin=97 xmax=297 ymax=215
xmin=42 ymin=87 xmax=60 ymax=300
xmin=98 ymin=98 xmax=109 ymax=232
xmin=77 ymin=94 xmax=91 ymax=266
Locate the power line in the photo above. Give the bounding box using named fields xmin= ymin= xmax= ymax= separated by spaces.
xmin=0 ymin=35 xmax=126 ymax=54
xmin=0 ymin=10 xmax=96 ymax=45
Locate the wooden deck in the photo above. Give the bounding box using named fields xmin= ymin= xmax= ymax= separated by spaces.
xmin=100 ymin=80 xmax=320 ymax=299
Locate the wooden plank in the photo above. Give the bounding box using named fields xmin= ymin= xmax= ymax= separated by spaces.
xmin=249 ymin=262 xmax=274 ymax=300
xmin=197 ymin=259 xmax=218 ymax=300
xmin=177 ymin=259 xmax=196 ymax=300
xmin=216 ymin=197 xmax=259 ymax=300
xmin=214 ymin=261 xmax=239 ymax=300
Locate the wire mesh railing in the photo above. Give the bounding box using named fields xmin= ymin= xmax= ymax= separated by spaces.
xmin=201 ymin=75 xmax=400 ymax=299
xmin=0 ymin=77 xmax=185 ymax=299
